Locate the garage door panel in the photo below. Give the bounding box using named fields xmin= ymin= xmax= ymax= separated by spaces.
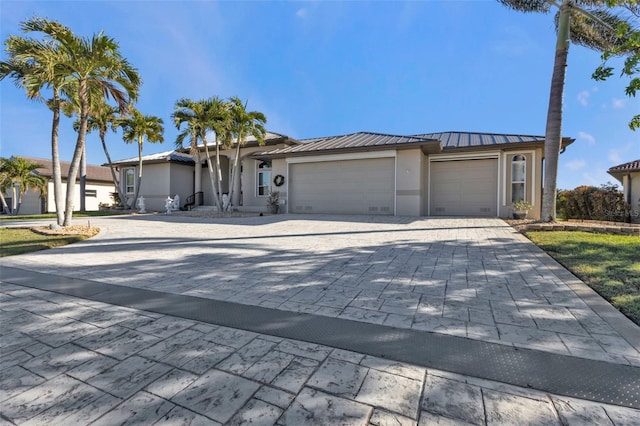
xmin=290 ymin=158 xmax=394 ymax=215
xmin=430 ymin=159 xmax=497 ymax=216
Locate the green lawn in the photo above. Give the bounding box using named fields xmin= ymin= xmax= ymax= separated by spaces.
xmin=0 ymin=227 xmax=89 ymax=257
xmin=525 ymin=231 xmax=640 ymax=326
xmin=0 ymin=211 xmax=128 ymax=221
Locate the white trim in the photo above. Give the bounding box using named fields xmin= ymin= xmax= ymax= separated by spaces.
xmin=429 ymin=151 xmax=500 ymax=162
xmin=503 ymin=150 xmax=537 ymax=207
xmin=285 ymin=150 xmax=396 ymax=164
xmin=496 ymin=156 xmax=501 ymax=215
xmin=256 ymin=160 xmax=272 ymax=197
xmin=427 ymin=158 xmax=431 ymax=215
xmin=286 ymin=161 xmax=290 ymax=213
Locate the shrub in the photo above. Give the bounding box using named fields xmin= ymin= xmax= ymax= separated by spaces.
xmin=560 ymin=183 xmax=631 ymax=222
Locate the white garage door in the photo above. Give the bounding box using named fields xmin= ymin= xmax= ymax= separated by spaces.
xmin=289 ymin=158 xmax=395 ymax=215
xmin=430 ymin=159 xmax=498 ymax=216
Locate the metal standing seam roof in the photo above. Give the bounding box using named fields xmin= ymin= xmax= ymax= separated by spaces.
xmin=257 ymin=132 xmax=439 ymax=156
xmin=412 ymin=131 xmax=546 ymax=148
xmin=608 ymin=159 xmax=640 ymax=174
xmin=107 ymin=150 xmax=195 ymax=166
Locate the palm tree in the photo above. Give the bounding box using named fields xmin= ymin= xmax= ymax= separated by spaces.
xmin=0 ymin=157 xmax=47 ymax=215
xmin=53 ymin=28 xmax=140 ymax=225
xmin=172 ymin=97 xmax=231 ymax=210
xmin=118 ymin=108 xmax=164 ymax=208
xmin=227 ymin=97 xmax=267 ymax=211
xmin=0 ymin=159 xmax=13 ymax=214
xmin=0 ymin=17 xmax=140 ymax=225
xmin=0 ymin=18 xmax=75 ymax=225
xmin=78 ymin=101 xmax=131 ymax=208
xmin=498 ymin=1 xmax=633 ymax=221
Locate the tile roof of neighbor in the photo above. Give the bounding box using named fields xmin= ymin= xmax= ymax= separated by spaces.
xmin=15 ymin=156 xmax=113 ymax=183
xmin=259 ymin=132 xmax=440 ymax=156
xmin=608 ymin=159 xmax=640 ymax=173
xmin=108 ymin=150 xmax=195 ymax=166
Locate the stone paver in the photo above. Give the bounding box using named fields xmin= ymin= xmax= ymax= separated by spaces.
xmin=1 ymin=283 xmax=639 ymax=425
xmin=2 ymin=215 xmax=637 ymax=365
xmin=2 ymin=215 xmax=640 ymax=424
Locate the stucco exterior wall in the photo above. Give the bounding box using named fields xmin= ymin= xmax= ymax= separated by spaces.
xmin=626 ymin=172 xmax=640 ymax=223
xmin=395 ymin=149 xmax=423 ymax=216
xmin=169 ymin=163 xmax=194 ymax=209
xmin=121 ymin=163 xmax=171 ymax=212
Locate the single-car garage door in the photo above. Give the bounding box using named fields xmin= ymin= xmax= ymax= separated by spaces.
xmin=289 ymin=158 xmax=394 ymax=215
xmin=430 ymin=158 xmax=498 ymax=216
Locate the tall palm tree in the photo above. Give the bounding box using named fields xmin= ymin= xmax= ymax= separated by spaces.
xmin=227 ymin=97 xmax=267 ymax=211
xmin=118 ymin=108 xmax=164 ymax=208
xmin=1 ymin=17 xmax=140 ymax=225
xmin=172 ymin=97 xmax=231 ymax=210
xmin=498 ymin=1 xmax=633 ymax=221
xmin=77 ymin=101 xmax=130 ymax=208
xmin=53 ymin=28 xmax=140 ymax=225
xmin=0 ymin=18 xmax=75 ymax=225
xmin=0 ymin=157 xmax=47 ymax=215
xmin=0 ymin=159 xmax=14 ymax=214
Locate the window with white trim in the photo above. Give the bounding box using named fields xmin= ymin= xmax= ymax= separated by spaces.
xmin=256 ymin=161 xmax=271 ymax=196
xmin=511 ymin=155 xmax=526 ymax=203
xmin=124 ymin=168 xmax=135 ymax=194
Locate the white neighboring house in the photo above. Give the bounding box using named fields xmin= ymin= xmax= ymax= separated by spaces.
xmin=2 ymin=156 xmax=115 ymax=215
xmin=608 ymin=159 xmax=640 ymax=223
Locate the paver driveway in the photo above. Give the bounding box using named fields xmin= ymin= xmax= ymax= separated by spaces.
xmin=2 ymin=214 xmax=640 ymax=424
xmin=3 ymin=214 xmax=639 ymax=365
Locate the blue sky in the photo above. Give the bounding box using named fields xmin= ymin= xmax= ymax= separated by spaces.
xmin=1 ymin=0 xmax=638 ymax=190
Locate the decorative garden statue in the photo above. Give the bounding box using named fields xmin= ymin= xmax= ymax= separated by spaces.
xmin=165 ymin=196 xmax=173 ymax=215
xmin=172 ymin=194 xmax=180 ymax=210
xmin=137 ymin=196 xmax=146 ymax=213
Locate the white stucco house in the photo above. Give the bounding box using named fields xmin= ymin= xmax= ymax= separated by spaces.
xmin=608 ymin=159 xmax=640 ymax=223
xmin=107 ymin=130 xmax=575 ymax=219
xmin=2 ymin=156 xmax=115 ymax=215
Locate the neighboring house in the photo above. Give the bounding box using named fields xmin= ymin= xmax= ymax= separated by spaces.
xmin=108 ymin=130 xmax=575 ymax=219
xmin=608 ymin=159 xmax=640 ymax=223
xmin=2 ymin=156 xmax=115 ymax=215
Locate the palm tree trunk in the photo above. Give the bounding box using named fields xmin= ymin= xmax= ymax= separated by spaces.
xmin=51 ymin=89 xmax=64 ymax=225
xmin=131 ymin=136 xmax=144 ymax=207
xmin=203 ymin=140 xmax=222 ymax=210
xmin=541 ymin=0 xmax=570 ymax=222
xmin=99 ymin=130 xmax=129 ymax=209
xmin=63 ymin=80 xmax=89 ymax=226
xmin=79 ymin=146 xmax=86 ymax=211
xmin=214 ymin=136 xmax=223 ymax=208
xmin=0 ymin=192 xmax=9 ymax=215
xmin=227 ymin=140 xmax=242 ymax=211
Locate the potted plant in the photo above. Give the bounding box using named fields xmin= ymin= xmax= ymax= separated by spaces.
xmin=267 ymin=191 xmax=280 ymax=214
xmin=511 ymin=200 xmax=532 ymax=219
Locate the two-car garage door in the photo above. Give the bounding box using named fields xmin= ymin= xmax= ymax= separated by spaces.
xmin=430 ymin=158 xmax=498 ymax=216
xmin=289 ymin=158 xmax=394 ymax=215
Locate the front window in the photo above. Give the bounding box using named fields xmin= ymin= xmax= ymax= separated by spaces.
xmin=257 ymin=161 xmax=271 ymax=196
xmin=511 ymin=155 xmax=526 ymax=203
xmin=125 ymin=168 xmax=135 ymax=194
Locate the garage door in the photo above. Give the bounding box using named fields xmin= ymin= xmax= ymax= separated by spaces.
xmin=289 ymin=158 xmax=394 ymax=215
xmin=430 ymin=159 xmax=498 ymax=216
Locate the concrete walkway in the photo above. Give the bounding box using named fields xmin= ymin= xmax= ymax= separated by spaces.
xmin=2 ymin=214 xmax=640 ymax=424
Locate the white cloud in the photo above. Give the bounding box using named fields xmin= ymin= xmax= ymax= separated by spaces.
xmin=296 ymin=8 xmax=308 ymax=18
xmin=609 ymin=150 xmax=622 ymax=164
xmin=577 ymin=131 xmax=595 ymax=145
xmin=577 ymin=90 xmax=590 ymax=107
xmin=565 ymin=159 xmax=586 ymax=172
xmin=612 ymin=98 xmax=626 ymax=109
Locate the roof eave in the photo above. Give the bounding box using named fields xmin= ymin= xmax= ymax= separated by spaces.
xmin=253 ymin=140 xmax=442 ymax=160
